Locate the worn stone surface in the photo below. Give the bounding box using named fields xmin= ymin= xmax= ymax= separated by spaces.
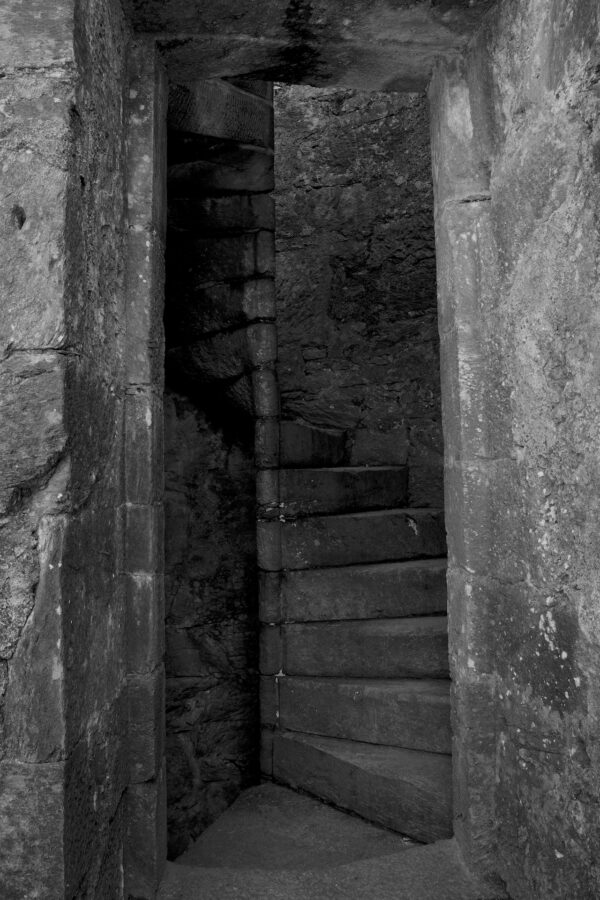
xmin=279 ymin=677 xmax=451 ymax=753
xmin=269 ymin=508 xmax=446 ymax=570
xmin=274 ymin=85 xmax=443 ymax=506
xmin=283 ymin=617 xmax=449 ymax=679
xmin=430 ymin=0 xmax=600 ymax=895
xmin=277 ymin=466 xmax=408 ymax=517
xmin=125 ymin=0 xmax=494 ymax=91
xmin=164 ymin=392 xmax=258 ymax=859
xmin=260 ymin=559 xmax=447 ymax=623
xmin=160 ymin=832 xmax=503 ymax=900
xmin=0 ymin=0 xmax=140 ymax=895
xmin=273 ymin=731 xmax=453 ymax=843
xmin=169 ymin=80 xmax=273 ymax=148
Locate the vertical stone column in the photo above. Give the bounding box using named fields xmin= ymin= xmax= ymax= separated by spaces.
xmin=429 ymin=57 xmax=507 ymax=884
xmin=0 ymin=3 xmax=76 ymax=896
xmin=122 ymin=40 xmax=168 ymax=899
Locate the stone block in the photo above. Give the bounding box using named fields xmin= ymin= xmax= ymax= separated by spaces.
xmin=255 ymin=417 xmax=279 ymax=469
xmin=168 ymin=80 xmax=274 ymax=148
xmin=259 ymin=626 xmax=283 ymax=675
xmin=280 ymin=421 xmax=348 ymax=468
xmin=124 ymin=389 xmax=164 ymax=505
xmin=182 ymin=328 xmax=250 ymax=383
xmin=243 ymin=278 xmax=276 ymax=321
xmin=260 ymin=729 xmax=274 ymax=778
xmin=279 ymin=466 xmax=408 ymax=517
xmin=125 ymin=573 xmax=165 ymax=675
xmin=167 ymin=146 xmax=274 ymax=195
xmin=128 ymin=668 xmax=165 ymax=783
xmin=168 ymin=233 xmax=256 ymax=283
xmin=349 ymin=428 xmax=409 ymax=466
xmin=168 ymin=195 xmax=275 ymax=233
xmin=0 ymin=76 xmax=72 ymax=350
xmin=257 ymin=519 xmax=281 ymax=571
xmin=285 ymin=617 xmax=449 ymax=679
xmin=0 ymin=761 xmax=65 ymax=900
xmin=125 ymin=760 xmax=167 ymax=900
xmin=122 ymin=503 xmax=164 ymax=575
xmin=260 ymin=676 xmax=278 ymax=727
xmin=125 ymin=227 xmax=165 ymax=388
xmin=279 ymin=508 xmax=447 ymax=570
xmin=279 ymin=677 xmax=451 ymax=754
xmin=272 ymin=731 xmax=453 ymax=843
xmin=278 ymin=559 xmax=447 ymax=623
xmin=247 ymin=322 xmax=277 ymax=367
xmin=256 ymin=230 xmax=275 ymax=276
xmin=252 ymin=369 xmax=279 ymax=417
xmin=256 ymin=469 xmax=279 ymax=518
xmin=258 ymin=571 xmax=282 ymax=624
xmin=2 ymin=515 xmax=66 ymax=761
xmin=0 ymin=352 xmax=66 ymax=514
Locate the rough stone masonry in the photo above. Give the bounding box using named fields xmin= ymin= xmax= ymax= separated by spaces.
xmin=0 ymin=0 xmax=599 ymax=899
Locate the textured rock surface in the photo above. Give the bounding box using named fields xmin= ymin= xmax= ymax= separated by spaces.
xmin=126 ymin=0 xmax=495 ymax=92
xmin=431 ymin=0 xmax=600 ymax=896
xmin=164 ymin=393 xmax=258 ymax=859
xmin=164 ymin=81 xmax=276 ymax=858
xmin=274 ymin=85 xmax=443 ymax=506
xmin=0 ymin=0 xmax=138 ymax=896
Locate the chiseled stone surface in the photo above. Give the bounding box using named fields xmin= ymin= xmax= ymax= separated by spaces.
xmin=274 ymin=85 xmax=443 ymax=506
xmin=278 ymin=677 xmax=452 ymax=753
xmin=127 ymin=0 xmax=494 ymax=92
xmin=431 ymin=0 xmax=600 ymax=895
xmin=164 ymin=393 xmax=259 ymax=859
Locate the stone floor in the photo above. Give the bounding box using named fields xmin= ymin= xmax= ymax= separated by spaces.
xmin=158 ymin=783 xmax=507 ymax=900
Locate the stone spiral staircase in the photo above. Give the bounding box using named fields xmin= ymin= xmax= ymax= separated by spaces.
xmin=258 ymin=421 xmax=452 ymax=843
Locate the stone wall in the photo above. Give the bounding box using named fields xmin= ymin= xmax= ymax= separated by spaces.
xmin=274 ymin=85 xmax=442 ymax=506
xmin=164 ymin=79 xmax=276 ymax=857
xmin=431 ymin=0 xmax=600 ymax=896
xmin=0 ymin=0 xmax=133 ymax=896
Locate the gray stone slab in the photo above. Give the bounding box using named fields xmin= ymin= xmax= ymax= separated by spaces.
xmin=279 ymin=677 xmax=451 ymax=754
xmin=158 ymin=785 xmax=505 ymax=900
xmin=273 ymin=732 xmax=453 ymax=843
xmin=284 ymin=617 xmax=449 ymax=679
xmin=280 ymin=421 xmax=347 ymax=468
xmin=279 ymin=466 xmax=408 ymax=516
xmin=271 ymin=558 xmax=447 ymax=623
xmin=279 ymin=508 xmax=447 ymax=569
xmin=177 ymin=782 xmax=411 ymax=871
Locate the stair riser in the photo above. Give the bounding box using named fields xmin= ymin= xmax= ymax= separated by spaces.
xmin=280 ymin=422 xmax=347 ymax=468
xmin=279 ymin=619 xmax=449 ymax=679
xmin=259 ymin=560 xmax=447 ymax=623
xmin=276 ymin=678 xmax=451 ymax=754
xmin=278 ymin=467 xmax=408 ymax=517
xmin=272 ymin=733 xmax=453 ymax=843
xmin=259 ymin=509 xmax=446 ymax=571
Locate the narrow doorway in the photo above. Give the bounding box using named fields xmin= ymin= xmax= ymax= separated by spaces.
xmin=162 ymin=77 xmax=449 ymax=860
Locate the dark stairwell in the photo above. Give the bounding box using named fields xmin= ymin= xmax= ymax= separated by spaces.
xmin=161 ymin=76 xmax=459 ymax=892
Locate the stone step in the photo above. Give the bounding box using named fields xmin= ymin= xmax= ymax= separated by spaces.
xmin=259 ymin=558 xmax=447 ymax=623
xmin=168 ymin=80 xmax=273 ymax=148
xmin=277 ymin=677 xmax=451 ymax=754
xmin=280 ymin=421 xmax=348 ymax=468
xmin=282 ymin=616 xmax=449 ymax=679
xmin=272 ymin=731 xmax=453 ymax=843
xmin=258 ymin=508 xmax=446 ymax=571
xmin=278 ymin=466 xmax=408 ymax=517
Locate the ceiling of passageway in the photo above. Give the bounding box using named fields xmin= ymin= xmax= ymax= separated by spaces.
xmin=124 ymin=0 xmax=496 ymax=91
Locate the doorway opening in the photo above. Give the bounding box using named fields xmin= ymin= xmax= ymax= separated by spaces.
xmin=162 ymin=77 xmax=449 ymax=862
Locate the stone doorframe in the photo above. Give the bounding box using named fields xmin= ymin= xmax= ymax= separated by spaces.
xmin=130 ymin=6 xmax=600 ymax=895
xmin=125 ymin=48 xmax=501 ymax=897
